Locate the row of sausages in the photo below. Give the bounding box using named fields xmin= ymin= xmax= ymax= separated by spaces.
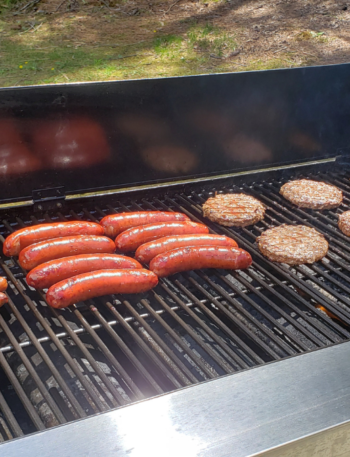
xmin=2 ymin=212 xmax=252 ymax=309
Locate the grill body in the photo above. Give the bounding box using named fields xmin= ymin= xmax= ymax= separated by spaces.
xmin=0 ymin=64 xmax=350 ymax=455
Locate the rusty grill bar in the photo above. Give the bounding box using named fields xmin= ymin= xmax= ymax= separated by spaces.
xmin=1 ymin=166 xmax=350 ymax=440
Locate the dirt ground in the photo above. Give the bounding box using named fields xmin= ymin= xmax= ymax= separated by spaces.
xmin=0 ymin=0 xmax=350 ymax=87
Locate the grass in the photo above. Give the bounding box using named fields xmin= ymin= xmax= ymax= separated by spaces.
xmin=0 ymin=0 xmax=23 ymax=14
xmin=0 ymin=38 xmax=117 ymax=86
xmin=187 ymin=22 xmax=237 ymax=57
xmin=149 ymin=23 xmax=237 ymax=75
xmin=0 ymin=29 xmax=295 ymax=87
xmin=295 ymin=30 xmax=328 ymax=43
xmin=153 ymin=34 xmax=183 ymax=55
xmin=0 ymin=33 xmax=203 ymax=86
xmin=243 ymin=58 xmax=291 ymax=72
xmin=0 ymin=5 xmax=311 ymax=88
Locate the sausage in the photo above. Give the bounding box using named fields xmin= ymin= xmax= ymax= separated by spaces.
xmin=135 ymin=234 xmax=238 ymax=263
xmin=19 ymin=235 xmax=115 ymax=271
xmin=100 ymin=211 xmax=190 ymax=237
xmin=27 ymin=254 xmax=142 ymax=290
xmin=0 ymin=292 xmax=8 ymax=307
xmin=46 ymin=269 xmax=158 ymax=309
xmin=115 ymin=221 xmax=209 ymax=252
xmin=0 ymin=277 xmax=7 ymax=292
xmin=149 ymin=246 xmax=252 ymax=277
xmin=3 ymin=221 xmax=104 ymax=257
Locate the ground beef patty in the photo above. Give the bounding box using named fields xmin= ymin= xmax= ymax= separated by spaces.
xmin=202 ymin=193 xmax=265 ymax=227
xmin=338 ymin=211 xmax=350 ymax=236
xmin=280 ymin=179 xmax=342 ymax=209
xmin=257 ymin=225 xmax=328 ymax=265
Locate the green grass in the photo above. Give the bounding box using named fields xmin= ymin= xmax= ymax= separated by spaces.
xmin=1 ymin=0 xmax=20 ymax=7
xmin=0 ymin=8 xmax=309 ymax=88
xmin=0 ymin=0 xmax=24 ymax=14
xmin=153 ymin=34 xmax=183 ymax=54
xmin=187 ymin=23 xmax=237 ymax=57
xmin=243 ymin=59 xmax=290 ymax=71
xmin=0 ymin=37 xmax=130 ymax=86
xmin=151 ymin=23 xmax=237 ymax=65
xmin=295 ymin=30 xmax=328 ymax=43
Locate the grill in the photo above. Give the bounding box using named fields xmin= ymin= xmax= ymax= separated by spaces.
xmin=0 ymin=159 xmax=349 ymax=441
xmin=1 ymin=64 xmax=350 ymax=455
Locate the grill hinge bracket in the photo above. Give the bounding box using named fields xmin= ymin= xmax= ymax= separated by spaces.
xmin=32 ymin=187 xmax=66 ymax=212
xmin=335 ymin=149 xmax=350 ymax=168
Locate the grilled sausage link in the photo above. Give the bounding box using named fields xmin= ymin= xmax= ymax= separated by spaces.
xmin=3 ymin=221 xmax=104 ymax=257
xmin=100 ymin=211 xmax=190 ymax=237
xmin=150 ymin=246 xmax=252 ymax=277
xmin=135 ymin=234 xmax=238 ymax=263
xmin=116 ymin=221 xmax=209 ymax=252
xmin=0 ymin=292 xmax=8 ymax=307
xmin=19 ymin=235 xmax=115 ymax=271
xmin=26 ymin=254 xmax=142 ymax=289
xmin=0 ymin=277 xmax=8 ymax=292
xmin=46 ymin=269 xmax=158 ymax=309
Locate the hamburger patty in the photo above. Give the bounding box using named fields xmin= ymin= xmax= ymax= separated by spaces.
xmin=202 ymin=193 xmax=265 ymax=227
xmin=257 ymin=225 xmax=328 ymax=265
xmin=338 ymin=211 xmax=350 ymax=236
xmin=280 ymin=179 xmax=342 ymax=209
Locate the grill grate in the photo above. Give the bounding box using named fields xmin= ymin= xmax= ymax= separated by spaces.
xmin=1 ymin=166 xmax=350 ymax=440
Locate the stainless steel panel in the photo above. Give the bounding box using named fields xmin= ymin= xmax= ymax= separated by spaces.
xmin=2 ymin=341 xmax=350 ymax=457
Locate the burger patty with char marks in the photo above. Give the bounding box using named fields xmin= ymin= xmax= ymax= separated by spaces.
xmin=280 ymin=179 xmax=342 ymax=210
xmin=257 ymin=224 xmax=328 ymax=265
xmin=202 ymin=193 xmax=265 ymax=227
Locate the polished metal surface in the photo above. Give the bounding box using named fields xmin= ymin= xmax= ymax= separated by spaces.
xmin=0 ymin=63 xmax=349 ymax=203
xmin=2 ymin=341 xmax=350 ymax=457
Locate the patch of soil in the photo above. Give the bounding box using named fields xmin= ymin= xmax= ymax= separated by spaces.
xmin=3 ymin=0 xmax=350 ymax=71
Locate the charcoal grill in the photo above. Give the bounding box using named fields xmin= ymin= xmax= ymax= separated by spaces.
xmin=1 ymin=64 xmax=350 ymax=456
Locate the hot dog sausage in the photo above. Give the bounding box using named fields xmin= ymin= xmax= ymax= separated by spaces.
xmin=0 ymin=292 xmax=8 ymax=307
xmin=19 ymin=235 xmax=115 ymax=271
xmin=4 ymin=221 xmax=104 ymax=257
xmin=135 ymin=234 xmax=238 ymax=263
xmin=27 ymin=254 xmax=142 ymax=289
xmin=0 ymin=277 xmax=8 ymax=292
xmin=150 ymin=246 xmax=252 ymax=277
xmin=46 ymin=269 xmax=158 ymax=309
xmin=100 ymin=211 xmax=190 ymax=237
xmin=115 ymin=221 xmax=209 ymax=252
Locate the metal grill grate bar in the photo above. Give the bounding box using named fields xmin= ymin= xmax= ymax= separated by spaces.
xmin=0 ymin=390 xmax=23 ymax=438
